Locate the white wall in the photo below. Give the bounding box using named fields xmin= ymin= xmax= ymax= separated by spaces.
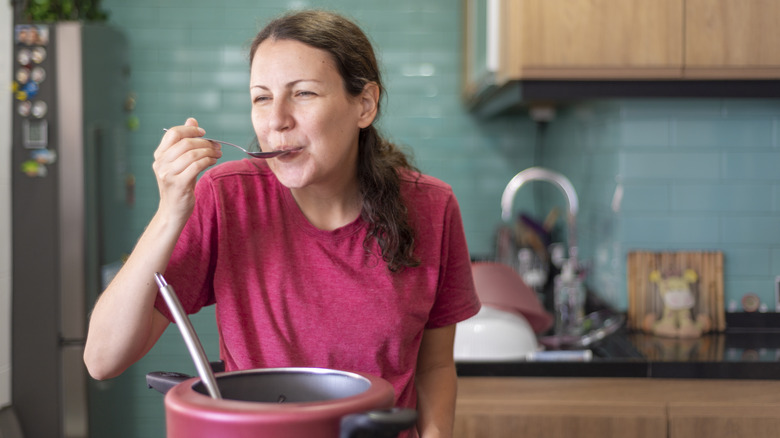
xmin=0 ymin=0 xmax=13 ymax=409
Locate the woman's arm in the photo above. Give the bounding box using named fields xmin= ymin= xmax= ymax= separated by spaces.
xmin=82 ymin=214 xmax=180 ymax=380
xmin=83 ymin=118 xmax=221 ymax=380
xmin=415 ymin=324 xmax=458 ymax=438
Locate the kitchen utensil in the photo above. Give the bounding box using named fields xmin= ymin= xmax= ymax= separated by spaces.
xmin=154 ymin=272 xmax=222 ymax=399
xmin=147 ymin=368 xmax=417 ymax=438
xmin=454 ymin=306 xmax=539 ymax=362
xmin=148 ymin=273 xmax=417 ymax=438
xmin=470 ymin=262 xmax=553 ymax=333
xmin=162 ymin=128 xmax=291 ymax=159
xmin=539 ymin=309 xmax=625 ymax=349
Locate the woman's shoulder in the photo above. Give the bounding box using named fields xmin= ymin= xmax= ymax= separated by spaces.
xmin=399 ymin=168 xmax=453 ymax=196
xmin=398 ymin=168 xmax=457 ymax=211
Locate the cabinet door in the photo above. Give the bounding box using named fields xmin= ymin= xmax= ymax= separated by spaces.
xmin=669 ymin=403 xmax=780 ymax=438
xmin=455 ymin=399 xmax=667 ymax=438
xmin=455 ymin=378 xmax=668 ymax=438
xmin=685 ymin=0 xmax=780 ymax=78
xmin=500 ymin=0 xmax=683 ymax=80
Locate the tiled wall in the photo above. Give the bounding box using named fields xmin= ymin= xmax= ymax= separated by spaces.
xmin=541 ymin=100 xmax=780 ymax=312
xmin=92 ymin=1 xmax=534 ymax=436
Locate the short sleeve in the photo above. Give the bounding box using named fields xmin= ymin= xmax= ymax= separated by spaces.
xmin=425 ymin=193 xmax=481 ymax=329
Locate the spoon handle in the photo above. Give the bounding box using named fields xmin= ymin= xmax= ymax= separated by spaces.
xmin=162 ymin=128 xmax=287 ymax=158
xmin=154 ymin=273 xmax=222 ymax=399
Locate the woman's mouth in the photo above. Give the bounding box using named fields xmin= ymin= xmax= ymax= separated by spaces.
xmin=278 ymin=146 xmax=303 ymax=154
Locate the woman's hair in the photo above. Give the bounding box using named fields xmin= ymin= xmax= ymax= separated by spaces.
xmin=250 ymin=10 xmax=420 ymax=272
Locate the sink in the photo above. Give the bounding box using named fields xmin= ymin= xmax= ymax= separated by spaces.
xmin=454 ymin=306 xmax=539 ymax=362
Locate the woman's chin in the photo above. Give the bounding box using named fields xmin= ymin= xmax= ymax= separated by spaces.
xmin=270 ymin=168 xmax=307 ymax=189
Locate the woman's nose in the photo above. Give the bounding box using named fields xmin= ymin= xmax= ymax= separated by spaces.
xmin=268 ymin=99 xmax=293 ymax=132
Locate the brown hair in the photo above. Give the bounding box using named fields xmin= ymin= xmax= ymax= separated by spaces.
xmin=250 ymin=10 xmax=420 ymax=272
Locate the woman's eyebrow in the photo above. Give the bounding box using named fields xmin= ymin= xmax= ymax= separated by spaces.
xmin=250 ymin=79 xmax=322 ymax=90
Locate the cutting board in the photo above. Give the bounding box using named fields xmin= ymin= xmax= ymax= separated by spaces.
xmin=627 ymin=251 xmax=725 ymax=333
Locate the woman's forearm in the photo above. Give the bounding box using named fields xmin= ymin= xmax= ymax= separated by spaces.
xmin=415 ymin=361 xmax=457 ymax=438
xmin=415 ymin=325 xmax=458 ymax=438
xmin=83 ymin=211 xmax=181 ymax=380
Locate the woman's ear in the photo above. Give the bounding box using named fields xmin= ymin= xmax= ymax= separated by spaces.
xmin=357 ymin=82 xmax=379 ymax=129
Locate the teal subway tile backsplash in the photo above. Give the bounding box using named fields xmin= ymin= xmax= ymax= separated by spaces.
xmin=620 ymin=215 xmax=721 ymax=244
xmin=721 ymin=217 xmax=780 ymax=244
xmin=723 ymin=99 xmax=780 ymax=118
xmin=621 ymin=152 xmax=721 ymax=179
xmin=616 ymin=99 xmax=725 ymax=118
xmin=612 ymin=120 xmax=672 ymax=148
xmin=671 ymin=184 xmax=774 ymax=213
xmin=675 ymin=119 xmax=775 ymax=148
xmin=620 ymin=184 xmax=669 ymax=212
xmin=722 ymin=152 xmax=780 ymax=179
xmin=770 ymin=248 xmax=780 ymax=275
xmin=726 ymin=247 xmax=772 ymax=277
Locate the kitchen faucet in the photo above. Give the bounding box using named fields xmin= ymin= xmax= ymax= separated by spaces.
xmin=500 ymin=167 xmax=579 ymax=271
xmin=501 ymin=167 xmax=583 ymax=336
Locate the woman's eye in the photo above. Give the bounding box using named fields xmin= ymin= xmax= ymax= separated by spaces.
xmin=253 ymin=95 xmax=270 ymax=104
xmin=296 ymin=90 xmax=316 ymax=97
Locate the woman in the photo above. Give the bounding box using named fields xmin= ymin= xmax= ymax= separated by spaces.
xmin=84 ymin=10 xmax=479 ymax=437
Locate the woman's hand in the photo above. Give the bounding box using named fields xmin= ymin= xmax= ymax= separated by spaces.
xmin=153 ymin=117 xmax=222 ymax=223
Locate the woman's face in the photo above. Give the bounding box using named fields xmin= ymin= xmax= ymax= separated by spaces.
xmin=250 ymin=38 xmax=377 ymax=192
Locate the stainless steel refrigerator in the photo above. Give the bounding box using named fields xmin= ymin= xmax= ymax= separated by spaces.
xmin=11 ymin=22 xmax=133 ymax=438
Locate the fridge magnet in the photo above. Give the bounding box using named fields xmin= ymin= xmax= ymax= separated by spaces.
xmin=31 ymin=148 xmax=56 ymax=165
xmin=20 ymin=159 xmax=47 ymax=177
xmin=627 ymin=251 xmax=725 ymax=338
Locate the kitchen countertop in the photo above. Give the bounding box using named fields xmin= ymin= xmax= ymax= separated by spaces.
xmin=456 ymin=313 xmax=780 ymax=380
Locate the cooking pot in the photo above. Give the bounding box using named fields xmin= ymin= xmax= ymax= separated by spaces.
xmin=147 ymin=367 xmax=417 ymax=438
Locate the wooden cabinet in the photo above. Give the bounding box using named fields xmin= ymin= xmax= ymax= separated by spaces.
xmin=685 ymin=0 xmax=780 ymax=78
xmin=455 ymin=377 xmax=780 ymax=438
xmin=463 ymin=0 xmax=780 ymax=104
xmin=499 ymin=0 xmax=683 ymax=80
xmin=669 ymin=404 xmax=780 ymax=438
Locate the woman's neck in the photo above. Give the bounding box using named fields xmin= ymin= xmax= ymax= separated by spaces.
xmin=289 ymin=179 xmax=362 ymax=231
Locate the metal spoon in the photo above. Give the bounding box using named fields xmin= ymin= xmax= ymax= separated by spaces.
xmin=162 ymin=128 xmax=290 ymax=159
xmin=154 ymin=272 xmax=222 ymax=399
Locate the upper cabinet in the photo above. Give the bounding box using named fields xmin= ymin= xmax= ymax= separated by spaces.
xmin=500 ymin=0 xmax=683 ymax=80
xmin=685 ymin=0 xmax=780 ymax=78
xmin=464 ymin=0 xmax=780 ymax=114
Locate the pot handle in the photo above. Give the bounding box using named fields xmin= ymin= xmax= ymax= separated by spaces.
xmin=339 ymin=408 xmax=417 ymax=438
xmin=146 ymin=362 xmax=223 ymax=395
xmin=146 ymin=371 xmax=192 ymax=395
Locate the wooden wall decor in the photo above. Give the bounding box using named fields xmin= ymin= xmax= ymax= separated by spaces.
xmin=627 ymin=251 xmax=725 ymax=337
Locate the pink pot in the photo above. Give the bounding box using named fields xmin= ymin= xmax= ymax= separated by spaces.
xmin=148 ymin=367 xmax=416 ymax=438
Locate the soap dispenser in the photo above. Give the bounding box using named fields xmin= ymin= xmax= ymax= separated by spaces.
xmin=553 ymin=260 xmax=585 ymax=336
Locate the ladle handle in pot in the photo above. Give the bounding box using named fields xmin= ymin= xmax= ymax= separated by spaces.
xmin=154 ymin=272 xmax=222 ymax=399
xmin=339 ymin=408 xmax=418 ymax=438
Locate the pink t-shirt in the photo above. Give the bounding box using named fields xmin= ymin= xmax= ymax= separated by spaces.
xmin=156 ymin=159 xmax=480 ymax=414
